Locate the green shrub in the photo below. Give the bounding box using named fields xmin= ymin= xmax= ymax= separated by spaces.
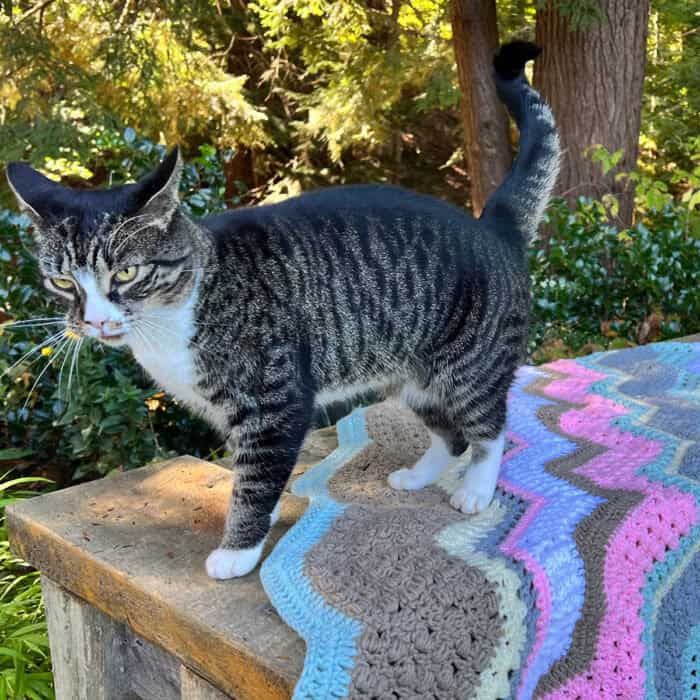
xmin=0 ymin=472 xmax=53 ymax=700
xmin=530 ymin=194 xmax=700 ymax=361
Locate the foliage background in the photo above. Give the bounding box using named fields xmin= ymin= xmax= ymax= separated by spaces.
xmin=0 ymin=2 xmax=698 ymax=696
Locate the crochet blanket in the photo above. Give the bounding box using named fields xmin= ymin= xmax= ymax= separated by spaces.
xmin=260 ymin=341 xmax=700 ymax=700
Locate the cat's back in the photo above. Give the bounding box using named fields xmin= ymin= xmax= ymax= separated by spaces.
xmin=199 ymin=184 xmax=474 ymax=242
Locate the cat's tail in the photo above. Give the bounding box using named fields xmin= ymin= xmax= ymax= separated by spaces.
xmin=481 ymin=41 xmax=560 ymax=240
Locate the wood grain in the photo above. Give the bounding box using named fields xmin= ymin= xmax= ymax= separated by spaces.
xmin=42 ymin=576 xmax=132 ymax=700
xmin=181 ymin=667 xmax=233 ymax=700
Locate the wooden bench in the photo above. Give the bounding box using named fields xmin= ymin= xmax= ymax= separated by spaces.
xmin=6 ymin=427 xmax=338 ymax=700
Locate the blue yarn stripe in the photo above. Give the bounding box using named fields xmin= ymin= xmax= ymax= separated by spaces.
xmin=502 ymin=368 xmax=602 ymax=700
xmin=683 ymin=624 xmax=700 ymax=700
xmin=260 ymin=408 xmax=369 ymax=700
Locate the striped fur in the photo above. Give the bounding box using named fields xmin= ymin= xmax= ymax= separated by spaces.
xmin=7 ymin=42 xmax=560 ymax=577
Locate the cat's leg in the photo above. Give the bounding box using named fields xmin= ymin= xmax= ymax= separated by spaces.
xmin=450 ymin=429 xmax=505 ymax=514
xmin=206 ymin=391 xmax=312 ymax=580
xmin=388 ymin=387 xmax=463 ymax=491
xmin=449 ymin=391 xmax=508 ymax=515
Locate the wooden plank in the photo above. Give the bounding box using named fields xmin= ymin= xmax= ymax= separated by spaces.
xmin=180 ymin=667 xmax=233 ymax=700
xmin=6 ymin=437 xmax=340 ymax=700
xmin=42 ymin=576 xmax=132 ymax=700
xmin=43 ymin=575 xmax=185 ymax=699
xmin=123 ymin=629 xmax=181 ymax=700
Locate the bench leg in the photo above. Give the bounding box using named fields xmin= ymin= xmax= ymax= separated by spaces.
xmin=180 ymin=667 xmax=232 ymax=699
xmin=41 ymin=576 xmax=132 ymax=699
xmin=42 ymin=576 xmax=233 ymax=699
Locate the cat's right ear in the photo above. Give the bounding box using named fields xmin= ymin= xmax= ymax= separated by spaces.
xmin=5 ymin=162 xmax=62 ymax=225
xmin=128 ymin=147 xmax=183 ymax=224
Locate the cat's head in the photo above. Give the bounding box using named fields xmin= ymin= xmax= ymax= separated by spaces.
xmin=6 ymin=148 xmax=206 ymax=347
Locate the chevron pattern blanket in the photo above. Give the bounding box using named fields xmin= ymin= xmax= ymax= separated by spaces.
xmin=261 ymin=341 xmax=700 ymax=700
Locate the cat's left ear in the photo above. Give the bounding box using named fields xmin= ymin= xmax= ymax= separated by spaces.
xmin=130 ymin=146 xmax=183 ymax=224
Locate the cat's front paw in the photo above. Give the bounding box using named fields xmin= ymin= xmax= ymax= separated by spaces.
xmin=449 ymin=485 xmax=495 ymax=515
xmin=205 ymin=542 xmax=264 ymax=579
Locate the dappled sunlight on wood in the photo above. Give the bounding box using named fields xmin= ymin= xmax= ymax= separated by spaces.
xmin=80 ymin=457 xmax=231 ymax=536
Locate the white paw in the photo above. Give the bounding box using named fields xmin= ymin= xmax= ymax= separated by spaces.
xmin=388 ymin=432 xmax=453 ymax=491
xmin=205 ymin=542 xmax=264 ymax=579
xmin=388 ymin=468 xmax=430 ymax=490
xmin=270 ymin=501 xmax=281 ymax=526
xmin=449 ymin=485 xmax=495 ymax=514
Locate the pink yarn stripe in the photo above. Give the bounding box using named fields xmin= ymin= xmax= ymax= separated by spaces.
xmin=545 ymin=359 xmax=608 ymax=404
xmin=539 ymin=360 xmax=699 ymax=699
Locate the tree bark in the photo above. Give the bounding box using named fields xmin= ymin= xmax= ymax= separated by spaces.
xmin=451 ymin=0 xmax=512 ymax=217
xmin=534 ymin=0 xmax=650 ymax=227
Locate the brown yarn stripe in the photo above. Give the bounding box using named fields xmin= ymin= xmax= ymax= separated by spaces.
xmin=312 ymin=406 xmax=504 ymax=699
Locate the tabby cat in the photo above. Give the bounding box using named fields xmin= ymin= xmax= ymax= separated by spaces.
xmin=6 ymin=41 xmax=559 ymax=579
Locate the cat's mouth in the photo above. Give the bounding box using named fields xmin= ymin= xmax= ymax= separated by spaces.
xmin=80 ymin=325 xmax=128 ymax=345
xmin=99 ymin=331 xmax=127 ymax=345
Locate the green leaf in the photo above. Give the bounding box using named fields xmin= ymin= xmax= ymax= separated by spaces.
xmin=685 ymin=190 xmax=700 ymax=211
xmin=0 ymin=450 xmax=34 ymax=462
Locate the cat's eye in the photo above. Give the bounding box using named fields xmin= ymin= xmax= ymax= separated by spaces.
xmin=114 ymin=266 xmax=138 ymax=283
xmin=51 ymin=277 xmax=74 ymax=290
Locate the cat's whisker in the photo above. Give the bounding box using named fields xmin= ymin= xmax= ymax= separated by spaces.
xmin=139 ymin=317 xmax=225 ymax=360
xmin=1 ymin=329 xmax=68 ymax=379
xmin=75 ymin=337 xmax=84 ymax=385
xmin=57 ymin=336 xmax=75 ymax=402
xmin=145 ymin=311 xmax=233 ymax=330
xmin=142 ymin=319 xmax=213 ymax=356
xmin=1 ymin=320 xmax=67 ymax=331
xmin=111 ymin=218 xmax=160 ymax=258
xmin=67 ymin=336 xmax=82 ymax=397
xmin=132 ymin=323 xmax=157 ymax=357
xmin=22 ymin=336 xmax=71 ymax=412
xmin=1 ymin=316 xmax=65 ymax=325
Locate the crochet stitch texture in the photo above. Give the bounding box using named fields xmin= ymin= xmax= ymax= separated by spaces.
xmin=261 ymin=341 xmax=700 ymax=699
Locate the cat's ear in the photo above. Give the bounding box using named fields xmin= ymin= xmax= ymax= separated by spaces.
xmin=5 ymin=162 xmax=65 ymax=225
xmin=130 ymin=147 xmax=183 ymax=223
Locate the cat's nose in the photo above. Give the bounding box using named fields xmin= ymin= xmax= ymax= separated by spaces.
xmin=84 ymin=316 xmax=106 ymax=331
xmin=84 ymin=317 xmax=123 ymax=334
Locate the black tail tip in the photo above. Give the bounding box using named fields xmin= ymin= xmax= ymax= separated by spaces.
xmin=493 ymin=41 xmax=542 ymax=80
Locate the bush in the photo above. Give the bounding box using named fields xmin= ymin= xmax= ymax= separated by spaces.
xmin=530 ymin=194 xmax=700 ymax=361
xmin=0 ymin=473 xmax=53 ymax=699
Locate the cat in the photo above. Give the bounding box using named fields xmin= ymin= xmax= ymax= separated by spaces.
xmin=6 ymin=41 xmax=559 ymax=580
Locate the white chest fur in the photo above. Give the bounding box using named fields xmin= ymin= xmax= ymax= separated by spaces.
xmin=128 ymin=298 xmax=229 ymax=436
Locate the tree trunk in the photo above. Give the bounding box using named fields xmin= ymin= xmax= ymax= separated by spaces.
xmin=451 ymin=0 xmax=512 ymax=217
xmin=534 ymin=0 xmax=650 ymax=227
xmin=222 ymin=0 xmax=262 ymax=195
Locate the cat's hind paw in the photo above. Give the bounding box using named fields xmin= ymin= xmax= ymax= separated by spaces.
xmin=205 ymin=542 xmax=264 ymax=579
xmin=388 ymin=467 xmax=434 ymax=491
xmin=449 ymin=485 xmax=495 ymax=515
xmin=387 ymin=432 xmax=453 ymax=491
